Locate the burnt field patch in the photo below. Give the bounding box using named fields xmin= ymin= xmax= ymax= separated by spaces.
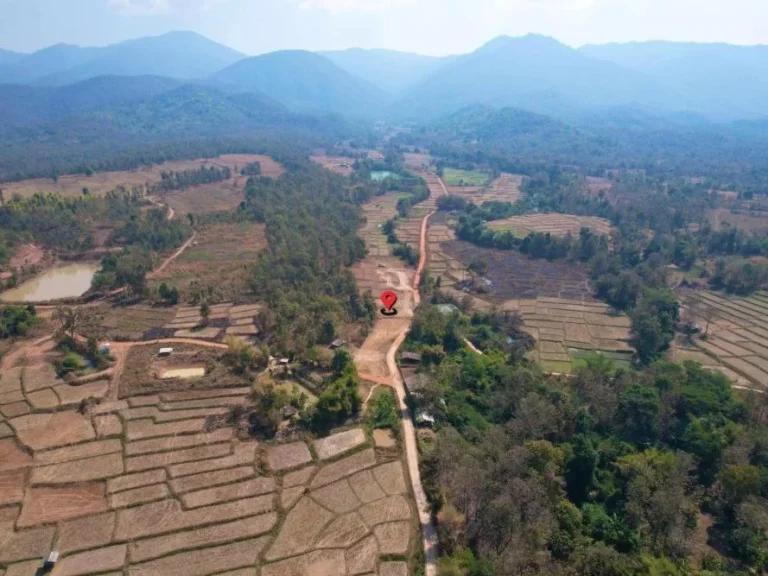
xmin=440 ymin=240 xmax=594 ymax=302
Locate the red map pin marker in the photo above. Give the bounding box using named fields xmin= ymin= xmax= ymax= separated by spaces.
xmin=380 ymin=290 xmax=398 ymax=313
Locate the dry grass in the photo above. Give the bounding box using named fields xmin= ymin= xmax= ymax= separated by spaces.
xmin=2 ymin=154 xmax=283 ymax=199
xmin=489 ymin=213 xmax=612 ymax=237
xmin=706 ymin=208 xmax=768 ymax=234
xmin=95 ymin=305 xmax=176 ymax=341
xmin=150 ymin=221 xmax=267 ymax=302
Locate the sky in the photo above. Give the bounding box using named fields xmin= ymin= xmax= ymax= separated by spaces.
xmin=0 ymin=0 xmax=766 ymax=55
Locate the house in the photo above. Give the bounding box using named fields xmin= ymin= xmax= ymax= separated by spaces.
xmin=278 ymin=358 xmax=290 ymax=366
xmin=404 ymin=373 xmax=433 ymax=396
xmin=415 ymin=410 xmax=435 ymax=428
xmin=437 ymin=304 xmax=459 ymax=315
xmin=401 ymin=351 xmax=422 ymax=364
xmin=158 ymin=347 xmax=173 ymax=357
xmin=329 ymin=338 xmax=346 ymax=350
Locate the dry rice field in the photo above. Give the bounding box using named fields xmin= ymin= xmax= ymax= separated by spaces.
xmin=0 ymin=334 xmax=419 ymax=575
xmin=447 ymin=173 xmax=523 ymax=205
xmin=488 ymin=213 xmax=613 ymax=237
xmin=678 ymin=289 xmax=768 ymax=387
xmin=2 ymin=154 xmax=283 ymax=199
xmin=501 ymin=297 xmax=632 ymax=374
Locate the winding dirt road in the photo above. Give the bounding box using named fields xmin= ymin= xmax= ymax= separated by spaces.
xmin=356 ymin=172 xmax=445 ymax=575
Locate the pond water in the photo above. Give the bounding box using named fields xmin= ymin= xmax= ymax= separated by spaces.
xmin=0 ymin=263 xmax=100 ymax=302
xmin=370 ymin=171 xmax=399 ymax=182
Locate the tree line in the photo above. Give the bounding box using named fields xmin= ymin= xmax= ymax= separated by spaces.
xmin=403 ymin=302 xmax=768 ymax=575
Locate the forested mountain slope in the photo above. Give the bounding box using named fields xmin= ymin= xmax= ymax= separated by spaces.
xmin=581 ymin=41 xmax=768 ymax=119
xmin=213 ymin=50 xmax=390 ymax=117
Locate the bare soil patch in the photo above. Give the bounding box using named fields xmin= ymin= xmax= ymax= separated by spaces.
xmin=314 ymin=428 xmax=366 ymax=460
xmin=441 ymin=240 xmax=593 ymax=302
xmin=266 ymin=442 xmax=313 ymax=471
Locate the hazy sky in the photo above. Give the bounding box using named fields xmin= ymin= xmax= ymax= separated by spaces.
xmin=0 ymin=0 xmax=766 ymax=55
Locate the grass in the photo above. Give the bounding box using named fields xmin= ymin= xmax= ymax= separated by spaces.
xmin=442 ymin=168 xmax=490 ymax=187
xmin=570 ymin=349 xmax=632 ymax=373
xmin=540 ymin=360 xmax=573 ymax=374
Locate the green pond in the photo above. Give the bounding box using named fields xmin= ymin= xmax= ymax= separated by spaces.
xmin=0 ymin=263 xmax=100 ymax=302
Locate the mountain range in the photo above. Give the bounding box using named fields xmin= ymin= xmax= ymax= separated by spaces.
xmin=1 ymin=31 xmax=767 ymax=131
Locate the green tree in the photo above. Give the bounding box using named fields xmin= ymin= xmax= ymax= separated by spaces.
xmin=618 ymin=385 xmax=661 ymax=446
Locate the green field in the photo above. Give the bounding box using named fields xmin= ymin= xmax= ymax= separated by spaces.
xmin=442 ymin=168 xmax=490 ymax=187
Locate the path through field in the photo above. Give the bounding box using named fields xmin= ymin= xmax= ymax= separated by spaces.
xmin=355 ymin=171 xmax=444 ymax=576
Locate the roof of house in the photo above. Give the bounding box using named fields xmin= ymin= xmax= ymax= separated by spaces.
xmin=401 ymin=351 xmax=422 ymax=362
xmin=404 ymin=373 xmax=433 ymax=394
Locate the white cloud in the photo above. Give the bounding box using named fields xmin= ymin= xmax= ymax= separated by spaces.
xmin=298 ymin=0 xmax=415 ymax=13
xmin=108 ymin=0 xmax=228 ymax=16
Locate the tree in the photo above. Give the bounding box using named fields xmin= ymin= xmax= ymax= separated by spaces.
xmin=565 ymin=434 xmax=598 ymax=504
xmin=618 ymin=385 xmax=661 ymax=446
xmin=158 ymin=282 xmax=179 ymax=306
xmin=468 ymin=258 xmax=489 ymax=277
xmin=200 ymin=301 xmax=210 ymax=326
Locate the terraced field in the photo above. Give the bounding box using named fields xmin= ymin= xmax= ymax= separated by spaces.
xmin=0 ymin=342 xmax=419 ymax=575
xmin=678 ymin=289 xmax=768 ymax=387
xmin=488 ymin=213 xmax=613 ymax=237
xmin=503 ymin=297 xmax=632 ymax=374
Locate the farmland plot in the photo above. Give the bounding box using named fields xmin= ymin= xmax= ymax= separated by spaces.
xmin=679 ymin=289 xmax=768 ymax=387
xmin=447 ymin=173 xmax=523 ymax=205
xmin=0 ymin=334 xmax=420 ymax=576
xmin=149 ymin=221 xmax=267 ymax=303
xmin=488 ymin=213 xmax=612 ymax=237
xmin=503 ymin=297 xmax=632 ymax=374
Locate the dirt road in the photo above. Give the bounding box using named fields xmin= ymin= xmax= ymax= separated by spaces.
xmin=354 ymin=172 xmax=444 ymax=575
xmin=147 ymin=232 xmax=197 ymax=279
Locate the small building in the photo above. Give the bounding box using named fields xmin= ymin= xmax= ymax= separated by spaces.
xmin=329 ymin=338 xmax=346 ymax=350
xmin=158 ymin=347 xmax=173 ymax=357
xmin=404 ymin=373 xmax=433 ymax=396
xmin=401 ymin=351 xmax=422 ymax=364
xmin=98 ymin=342 xmax=111 ymax=354
xmin=278 ymin=358 xmax=290 ymax=366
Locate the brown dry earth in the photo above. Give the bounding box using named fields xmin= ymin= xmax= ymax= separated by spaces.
xmin=0 ymin=338 xmax=420 ymax=576
xmin=352 ymin=171 xmax=444 ymax=576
